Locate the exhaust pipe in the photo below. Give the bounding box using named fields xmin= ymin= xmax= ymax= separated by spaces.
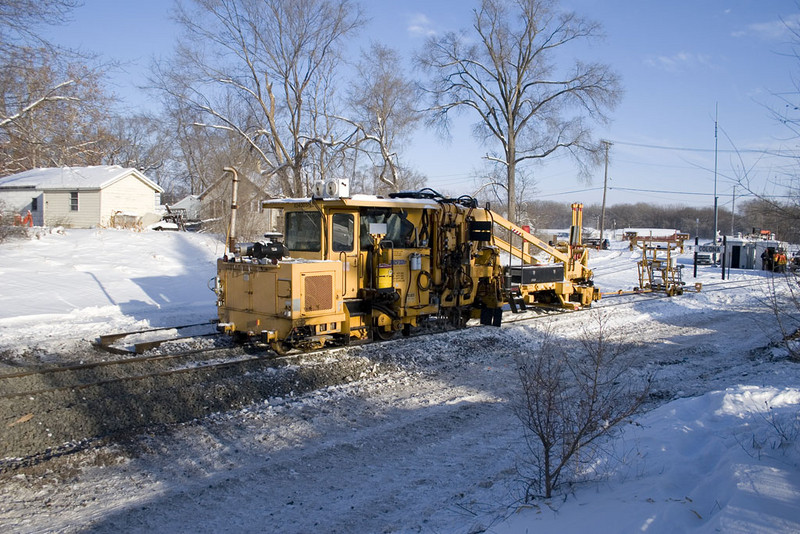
xmin=224 ymin=167 xmax=239 ymax=254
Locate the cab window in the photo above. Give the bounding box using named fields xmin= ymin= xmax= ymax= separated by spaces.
xmin=332 ymin=213 xmax=354 ymax=252
xmin=285 ymin=211 xmax=321 ymax=252
xmin=386 ymin=211 xmax=415 ymax=247
xmin=360 ymin=210 xmax=415 ymax=248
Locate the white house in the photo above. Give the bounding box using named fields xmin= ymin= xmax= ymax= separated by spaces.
xmin=0 ymin=166 xmax=164 ymax=228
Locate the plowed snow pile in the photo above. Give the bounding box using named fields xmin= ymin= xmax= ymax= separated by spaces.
xmin=1 ymin=228 xmax=798 ymax=533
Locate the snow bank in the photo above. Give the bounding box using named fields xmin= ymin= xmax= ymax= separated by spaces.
xmin=495 ymin=386 xmax=800 ymax=533
xmin=0 ymin=228 xmax=223 ymax=359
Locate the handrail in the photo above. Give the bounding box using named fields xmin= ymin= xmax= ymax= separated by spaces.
xmin=488 ymin=210 xmax=593 ymax=278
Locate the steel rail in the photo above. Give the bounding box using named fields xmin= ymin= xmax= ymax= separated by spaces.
xmin=0 ymin=276 xmax=772 ymax=398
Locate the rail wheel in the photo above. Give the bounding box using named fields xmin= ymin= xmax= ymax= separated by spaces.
xmin=372 ymin=311 xmax=396 ymax=341
xmin=374 ymin=326 xmax=395 ymax=341
xmin=270 ymin=341 xmax=291 ymax=355
xmin=447 ymin=309 xmax=468 ymax=329
xmin=402 ymin=322 xmax=412 ymax=337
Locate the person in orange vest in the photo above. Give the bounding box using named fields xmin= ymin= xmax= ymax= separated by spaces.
xmin=775 ymin=249 xmax=787 ymax=273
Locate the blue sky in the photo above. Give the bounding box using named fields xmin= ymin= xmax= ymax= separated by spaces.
xmin=45 ymin=1 xmax=800 ymax=209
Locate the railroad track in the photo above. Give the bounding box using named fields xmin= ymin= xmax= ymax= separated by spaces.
xmin=0 ymin=275 xmax=774 ymax=467
xmin=1 ymin=276 xmax=770 ymax=398
xmin=502 ymin=276 xmax=771 ymax=324
xmin=0 ymin=345 xmax=261 ymax=399
xmin=1 ymin=277 xmax=768 ymax=393
xmin=0 ymin=341 xmax=391 ymax=466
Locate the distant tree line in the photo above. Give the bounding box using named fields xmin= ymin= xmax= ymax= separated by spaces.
xmin=514 ymin=198 xmax=800 ymax=242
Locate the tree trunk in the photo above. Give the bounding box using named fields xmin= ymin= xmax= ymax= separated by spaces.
xmin=507 ymin=131 xmax=516 ymax=223
xmin=544 ymin=445 xmax=552 ymax=498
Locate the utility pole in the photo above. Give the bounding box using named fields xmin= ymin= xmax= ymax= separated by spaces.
xmin=599 ymin=140 xmax=611 ymax=241
xmin=731 ymin=185 xmax=736 ymax=236
xmin=713 ymin=103 xmax=719 ymax=263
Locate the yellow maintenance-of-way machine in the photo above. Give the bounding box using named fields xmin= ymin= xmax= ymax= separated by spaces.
xmin=214 ymin=181 xmax=598 ymax=353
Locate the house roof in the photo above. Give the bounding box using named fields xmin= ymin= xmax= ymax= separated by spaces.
xmin=0 ymin=166 xmax=164 ymax=193
xmin=170 ymin=195 xmax=200 ymax=210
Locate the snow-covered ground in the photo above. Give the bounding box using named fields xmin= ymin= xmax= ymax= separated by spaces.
xmin=0 ymin=228 xmax=224 ymax=363
xmin=1 ymin=228 xmax=799 ymax=533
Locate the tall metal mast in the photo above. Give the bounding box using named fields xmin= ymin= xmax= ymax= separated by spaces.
xmin=599 ymin=140 xmax=611 ymax=242
xmin=713 ymin=103 xmax=719 ymax=263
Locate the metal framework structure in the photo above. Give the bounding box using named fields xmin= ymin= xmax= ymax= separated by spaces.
xmin=629 ymin=232 xmax=690 ymax=296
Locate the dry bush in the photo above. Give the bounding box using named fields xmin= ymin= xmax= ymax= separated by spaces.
xmin=736 ymin=398 xmax=800 ymax=461
xmin=764 ymin=269 xmax=800 ymax=361
xmin=513 ymin=312 xmax=651 ymax=499
xmin=0 ymin=201 xmax=28 ymax=243
xmin=0 ymin=222 xmax=30 ymax=242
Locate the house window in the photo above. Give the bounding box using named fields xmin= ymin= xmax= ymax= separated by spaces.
xmin=70 ymin=192 xmax=78 ymax=211
xmin=31 ymin=197 xmax=38 ymax=211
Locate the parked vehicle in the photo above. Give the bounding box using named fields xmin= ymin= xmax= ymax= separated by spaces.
xmin=696 ymin=253 xmax=712 ymax=265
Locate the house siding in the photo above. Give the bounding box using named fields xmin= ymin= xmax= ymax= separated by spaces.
xmin=0 ymin=189 xmax=45 ymax=226
xmin=44 ymin=190 xmax=102 ymax=228
xmin=100 ymin=176 xmax=161 ymax=226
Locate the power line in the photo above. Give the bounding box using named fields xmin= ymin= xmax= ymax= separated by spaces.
xmin=535 ymin=186 xmax=605 ymax=197
xmin=610 ymin=186 xmax=795 ymax=199
xmin=610 ymin=186 xmax=718 ymax=196
xmin=609 ymin=139 xmax=793 ymax=157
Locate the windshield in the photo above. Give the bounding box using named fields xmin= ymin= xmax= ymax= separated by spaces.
xmin=360 ymin=210 xmax=415 ymax=248
xmin=285 ymin=211 xmax=321 ymax=252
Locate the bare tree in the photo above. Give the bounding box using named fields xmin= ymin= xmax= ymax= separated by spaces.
xmin=0 ymin=46 xmax=113 ymax=175
xmin=149 ymin=97 xmax=268 ymax=209
xmin=0 ymin=0 xmax=81 ymax=127
xmin=514 ymin=313 xmax=650 ymax=499
xmin=761 ymin=271 xmax=800 ymax=361
xmin=728 ymin=8 xmax=800 ymax=238
xmin=165 ymin=100 xmax=223 ymax=196
xmin=417 ymin=0 xmax=620 ymax=222
xmin=346 ymin=43 xmax=422 ymax=193
xmin=104 ymin=114 xmax=170 ymax=175
xmin=767 ymin=5 xmax=800 ymax=141
xmin=0 ymin=0 xmax=79 ymax=52
xmin=366 ymin=164 xmax=427 ymax=196
xmin=473 ymin=163 xmax=537 ymax=223
xmin=155 ymin=0 xmax=363 ymax=198
xmin=303 ymin=58 xmax=355 ymax=187
xmin=0 ymin=1 xmax=119 ymax=176
xmin=730 ymin=10 xmax=800 ymax=356
xmin=739 ymin=198 xmax=800 ymax=243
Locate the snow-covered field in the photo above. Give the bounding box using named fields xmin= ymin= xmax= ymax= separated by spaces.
xmin=1 ymin=228 xmax=799 ymax=533
xmin=0 ymin=228 xmax=224 ymax=363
